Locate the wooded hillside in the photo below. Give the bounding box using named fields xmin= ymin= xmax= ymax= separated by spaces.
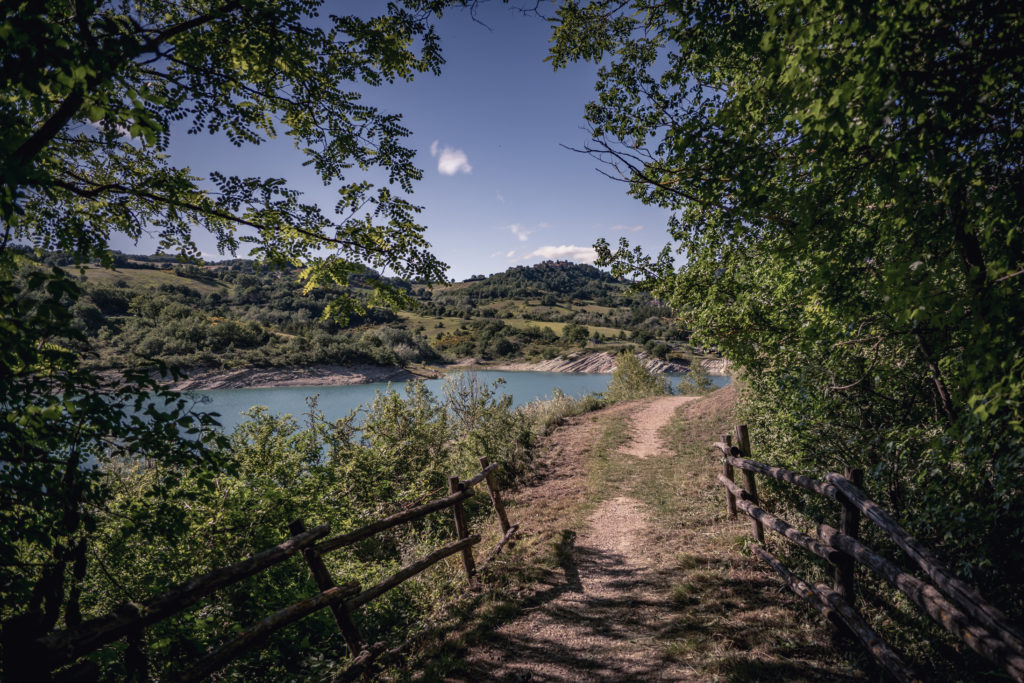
xmin=13 ymin=251 xmax=688 ymax=371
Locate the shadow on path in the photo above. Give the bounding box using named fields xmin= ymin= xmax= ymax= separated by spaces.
xmin=447 ymin=530 xmax=863 ymax=682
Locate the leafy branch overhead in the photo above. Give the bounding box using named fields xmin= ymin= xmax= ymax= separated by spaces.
xmin=0 ymin=0 xmax=458 ymax=316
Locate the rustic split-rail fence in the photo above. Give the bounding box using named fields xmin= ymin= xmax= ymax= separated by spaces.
xmin=715 ymin=425 xmax=1024 ymax=682
xmin=14 ymin=456 xmax=517 ymax=682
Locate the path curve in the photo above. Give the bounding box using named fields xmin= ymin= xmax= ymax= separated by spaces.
xmin=620 ymin=396 xmax=698 ymax=459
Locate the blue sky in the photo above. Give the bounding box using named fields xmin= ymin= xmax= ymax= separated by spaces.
xmin=115 ymin=4 xmax=675 ymax=282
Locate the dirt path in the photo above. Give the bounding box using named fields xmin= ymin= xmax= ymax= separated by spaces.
xmin=620 ymin=396 xmax=697 ymax=459
xmin=453 ymin=397 xmax=699 ymax=681
xmin=439 ymin=387 xmax=869 ymax=682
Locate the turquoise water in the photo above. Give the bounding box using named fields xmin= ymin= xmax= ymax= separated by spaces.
xmin=194 ymin=370 xmax=731 ymax=433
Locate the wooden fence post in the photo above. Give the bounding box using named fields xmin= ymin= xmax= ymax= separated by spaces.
xmin=722 ymin=434 xmax=737 ymax=518
xmin=833 ymin=467 xmax=864 ymax=605
xmin=288 ymin=520 xmax=363 ymax=656
xmin=478 ymin=457 xmax=511 ymax=534
xmin=448 ymin=476 xmax=477 ymax=584
xmin=735 ymin=425 xmax=765 ymax=543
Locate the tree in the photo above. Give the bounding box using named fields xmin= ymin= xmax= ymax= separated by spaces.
xmin=562 ymin=321 xmax=588 ymax=346
xmin=605 ymin=349 xmax=670 ymax=403
xmin=677 ymin=361 xmax=713 ymax=396
xmin=1 ymin=0 xmax=454 ymax=316
xmin=0 ymin=0 xmax=463 ymax=671
xmin=551 ymin=0 xmax=1024 ymax=614
xmin=0 ymin=268 xmax=227 ymax=671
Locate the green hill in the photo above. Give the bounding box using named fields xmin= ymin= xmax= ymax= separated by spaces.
xmin=19 ymin=253 xmax=693 ymax=371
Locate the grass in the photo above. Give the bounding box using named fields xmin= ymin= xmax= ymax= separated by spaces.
xmin=574 ymin=388 xmax=872 ymax=680
xmin=583 ymin=413 xmax=635 ymax=512
xmin=643 ymin=391 xmax=866 ymax=679
xmin=78 ymin=265 xmax=228 ymax=295
xmin=499 ymin=316 xmax=625 ymax=339
xmin=520 ymin=391 xmax=606 ymax=436
xmin=397 ymin=308 xmax=628 ymax=340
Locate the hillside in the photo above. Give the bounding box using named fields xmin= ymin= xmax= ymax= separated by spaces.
xmin=18 ymin=253 xmax=706 ymax=374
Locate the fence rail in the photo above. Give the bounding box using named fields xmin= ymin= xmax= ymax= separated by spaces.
xmin=16 ymin=456 xmax=517 ymax=681
xmin=715 ymin=425 xmax=1024 ymax=683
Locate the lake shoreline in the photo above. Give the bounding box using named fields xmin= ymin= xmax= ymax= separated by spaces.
xmin=168 ymin=364 xmax=438 ymax=391
xmin=166 ymin=353 xmax=730 ymax=392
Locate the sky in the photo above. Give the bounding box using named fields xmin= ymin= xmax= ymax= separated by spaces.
xmin=113 ymin=3 xmax=676 ymax=282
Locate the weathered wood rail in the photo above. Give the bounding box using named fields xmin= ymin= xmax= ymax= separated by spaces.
xmin=715 ymin=425 xmax=1024 ymax=683
xmin=15 ymin=456 xmax=517 ymax=681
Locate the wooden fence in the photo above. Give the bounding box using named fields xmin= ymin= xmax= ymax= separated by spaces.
xmin=715 ymin=425 xmax=1024 ymax=683
xmin=14 ymin=456 xmax=518 ymax=682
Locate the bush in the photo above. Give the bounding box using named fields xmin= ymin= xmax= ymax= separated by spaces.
xmin=562 ymin=322 xmax=588 ymax=346
xmin=677 ymin=362 xmax=714 ymax=395
xmin=605 ymin=350 xmax=671 ymax=403
xmin=521 ymin=388 xmax=605 ymax=435
xmin=82 ymin=378 xmax=536 ymax=680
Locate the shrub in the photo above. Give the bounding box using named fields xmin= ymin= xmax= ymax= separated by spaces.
xmin=677 ymin=362 xmax=714 ymax=396
xmin=521 ymin=387 xmax=605 ymax=435
xmin=605 ymin=350 xmax=671 ymax=403
xmin=562 ymin=322 xmax=589 ymax=346
xmin=83 ymin=378 xmax=536 ymax=680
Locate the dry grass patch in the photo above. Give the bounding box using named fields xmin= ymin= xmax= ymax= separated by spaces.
xmin=648 ymin=385 xmax=870 ymax=681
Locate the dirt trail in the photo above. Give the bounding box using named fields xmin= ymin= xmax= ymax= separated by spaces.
xmin=620 ymin=396 xmax=697 ymax=459
xmin=443 ymin=387 xmax=868 ymax=682
xmin=455 ymin=398 xmax=698 ymax=681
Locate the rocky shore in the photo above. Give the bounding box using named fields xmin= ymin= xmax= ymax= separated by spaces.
xmin=162 ymin=352 xmax=729 ymax=391
xmin=483 ymin=350 xmax=729 ymax=375
xmin=168 ymin=364 xmax=437 ymax=391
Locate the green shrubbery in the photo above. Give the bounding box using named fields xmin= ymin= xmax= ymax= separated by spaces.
xmin=604 ymin=350 xmax=671 ymax=403
xmin=0 ymin=269 xmax=229 ymax=676
xmin=77 ymin=372 xmax=538 ymax=679
xmin=676 ymin=362 xmax=714 ymax=396
xmin=558 ymin=0 xmax=1024 ymax=667
xmin=522 ymin=387 xmax=606 ymax=435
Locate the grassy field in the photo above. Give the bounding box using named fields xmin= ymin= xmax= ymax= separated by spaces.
xmin=500 ymin=316 xmax=625 ymax=338
xmin=79 ymin=265 xmax=228 ymax=295
xmin=398 ymin=310 xmax=627 ymax=340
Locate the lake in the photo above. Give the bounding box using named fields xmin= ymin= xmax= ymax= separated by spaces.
xmin=195 ymin=370 xmax=731 ymax=433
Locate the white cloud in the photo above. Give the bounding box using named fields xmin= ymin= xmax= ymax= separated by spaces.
xmin=438 ymin=148 xmax=471 ymax=175
xmin=430 ymin=139 xmax=471 ymax=175
xmin=524 ymin=244 xmax=599 ymax=264
xmin=506 ymin=250 xmax=516 ymax=258
xmin=506 ymin=224 xmax=535 ymax=242
xmin=496 ymin=192 xmax=505 ymax=203
xmin=611 ymin=224 xmax=644 ymax=233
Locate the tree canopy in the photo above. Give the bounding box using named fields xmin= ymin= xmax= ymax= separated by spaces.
xmin=1 ymin=0 xmax=455 ymax=314
xmin=0 ymin=1 xmax=463 ymax=670
xmin=552 ymin=0 xmax=1024 ymax=611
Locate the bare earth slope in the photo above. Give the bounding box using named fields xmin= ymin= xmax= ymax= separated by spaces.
xmin=439 ymin=387 xmax=869 ymax=682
